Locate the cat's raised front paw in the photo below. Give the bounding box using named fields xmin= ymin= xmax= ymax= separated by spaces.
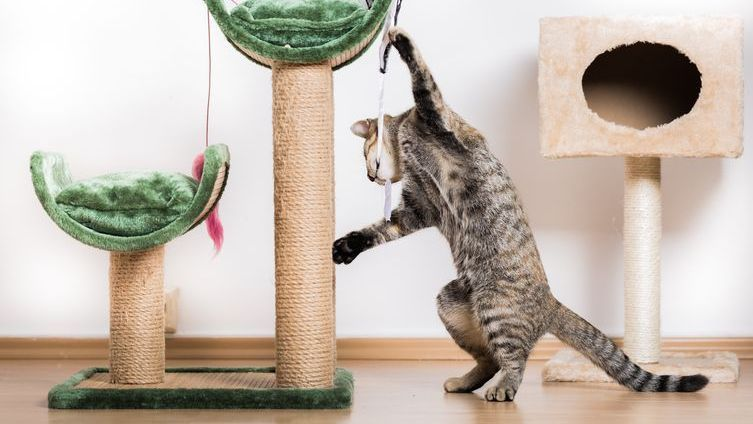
xmin=332 ymin=232 xmax=369 ymax=265
xmin=388 ymin=26 xmax=408 ymax=44
xmin=388 ymin=27 xmax=413 ymax=58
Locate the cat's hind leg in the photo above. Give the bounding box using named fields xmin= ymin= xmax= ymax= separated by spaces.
xmin=483 ymin=353 xmax=528 ymax=402
xmin=473 ymin=283 xmax=549 ymax=401
xmin=437 ymin=279 xmax=499 ymax=393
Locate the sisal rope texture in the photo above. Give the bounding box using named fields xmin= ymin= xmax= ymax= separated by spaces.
xmin=109 ymin=245 xmax=166 ymax=384
xmin=623 ymin=156 xmax=661 ymax=363
xmin=272 ymin=61 xmax=336 ymax=389
xmin=78 ymin=371 xmax=276 ymax=390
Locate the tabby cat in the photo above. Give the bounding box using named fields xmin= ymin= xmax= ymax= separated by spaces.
xmin=333 ymin=27 xmax=708 ymax=401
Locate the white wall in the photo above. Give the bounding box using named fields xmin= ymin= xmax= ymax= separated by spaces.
xmin=1 ymin=0 xmax=751 ymax=338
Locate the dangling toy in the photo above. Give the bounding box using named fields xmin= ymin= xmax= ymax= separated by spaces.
xmin=367 ymin=0 xmax=403 ymax=221
xmin=195 ymin=5 xmax=229 ymax=253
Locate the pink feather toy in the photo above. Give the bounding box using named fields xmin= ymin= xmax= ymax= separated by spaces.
xmin=193 ymin=153 xmax=224 ymax=254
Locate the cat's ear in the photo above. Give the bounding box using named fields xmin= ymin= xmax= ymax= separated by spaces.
xmin=350 ymin=119 xmax=371 ymax=138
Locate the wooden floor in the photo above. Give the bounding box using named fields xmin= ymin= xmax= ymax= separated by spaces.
xmin=1 ymin=359 xmax=750 ymax=423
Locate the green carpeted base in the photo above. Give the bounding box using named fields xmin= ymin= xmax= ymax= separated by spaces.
xmin=48 ymin=367 xmax=354 ymax=409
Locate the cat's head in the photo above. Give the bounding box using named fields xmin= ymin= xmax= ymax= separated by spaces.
xmin=350 ymin=116 xmax=402 ymax=185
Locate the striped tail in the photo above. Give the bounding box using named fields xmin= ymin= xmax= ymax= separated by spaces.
xmin=548 ymin=302 xmax=708 ymax=392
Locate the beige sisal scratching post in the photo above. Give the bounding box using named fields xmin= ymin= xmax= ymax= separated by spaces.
xmin=109 ymin=246 xmax=166 ymax=384
xmin=204 ymin=0 xmax=397 ymax=407
xmin=623 ymin=156 xmax=661 ymax=362
xmin=272 ymin=62 xmax=336 ymax=388
xmin=538 ymin=17 xmax=743 ymax=383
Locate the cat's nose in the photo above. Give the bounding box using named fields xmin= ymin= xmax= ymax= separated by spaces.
xmin=367 ymin=174 xmax=376 ymax=182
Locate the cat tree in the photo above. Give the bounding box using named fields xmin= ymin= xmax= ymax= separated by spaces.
xmin=34 ymin=0 xmax=393 ymax=409
xmin=203 ymin=0 xmax=393 ymax=407
xmin=538 ymin=17 xmax=743 ymax=383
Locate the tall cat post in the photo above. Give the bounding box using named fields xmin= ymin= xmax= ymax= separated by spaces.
xmin=538 ymin=17 xmax=742 ymax=382
xmin=205 ymin=0 xmax=394 ymax=406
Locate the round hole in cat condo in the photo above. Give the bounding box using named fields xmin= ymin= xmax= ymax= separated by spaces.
xmin=581 ymin=42 xmax=702 ymax=130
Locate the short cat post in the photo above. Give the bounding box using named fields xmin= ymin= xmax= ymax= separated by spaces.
xmin=538 ymin=17 xmax=743 ymax=383
xmin=33 ymin=145 xmax=234 ymax=408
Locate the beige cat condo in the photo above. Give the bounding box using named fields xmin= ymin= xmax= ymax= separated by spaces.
xmin=538 ymin=17 xmax=743 ymax=383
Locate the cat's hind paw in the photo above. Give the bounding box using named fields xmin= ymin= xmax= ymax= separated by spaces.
xmin=485 ymin=386 xmax=517 ymax=402
xmin=443 ymin=377 xmax=475 ymax=393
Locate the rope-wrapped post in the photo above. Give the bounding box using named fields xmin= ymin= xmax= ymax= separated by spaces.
xmin=109 ymin=245 xmax=165 ymax=384
xmin=623 ymin=157 xmax=661 ymax=363
xmin=272 ymin=61 xmax=336 ymax=389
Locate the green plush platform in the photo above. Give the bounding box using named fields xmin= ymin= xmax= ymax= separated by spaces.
xmin=205 ymin=0 xmax=392 ymax=68
xmin=31 ymin=144 xmax=230 ymax=251
xmin=48 ymin=367 xmax=354 ymax=409
xmin=56 ymin=171 xmax=199 ymax=237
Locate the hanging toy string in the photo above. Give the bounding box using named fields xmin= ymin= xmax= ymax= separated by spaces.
xmin=205 ymin=9 xmax=212 ymax=148
xmin=373 ymin=0 xmax=403 ymax=221
xmin=194 ymin=4 xmax=237 ymax=254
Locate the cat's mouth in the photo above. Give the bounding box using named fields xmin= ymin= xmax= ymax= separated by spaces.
xmin=368 ymin=171 xmax=388 ymax=185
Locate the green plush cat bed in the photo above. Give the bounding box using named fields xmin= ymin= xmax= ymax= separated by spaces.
xmin=205 ymin=0 xmax=392 ymax=68
xmin=48 ymin=367 xmax=354 ymax=409
xmin=31 ymin=144 xmax=230 ymax=251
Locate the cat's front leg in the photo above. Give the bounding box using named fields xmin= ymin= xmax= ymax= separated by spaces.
xmin=333 ymin=203 xmax=430 ymax=265
xmin=332 ymin=219 xmax=401 ymax=265
xmin=388 ymin=27 xmax=450 ymax=128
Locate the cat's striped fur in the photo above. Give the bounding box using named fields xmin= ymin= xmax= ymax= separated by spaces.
xmin=333 ymin=27 xmax=708 ymax=401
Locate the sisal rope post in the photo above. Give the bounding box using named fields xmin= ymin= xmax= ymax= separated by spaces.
xmin=109 ymin=245 xmax=166 ymax=384
xmin=623 ymin=157 xmax=661 ymax=363
xmin=272 ymin=61 xmax=336 ymax=389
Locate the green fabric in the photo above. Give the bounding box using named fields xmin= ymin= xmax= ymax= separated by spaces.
xmin=231 ymin=0 xmax=366 ymax=49
xmin=31 ymin=144 xmax=230 ymax=252
xmin=48 ymin=367 xmax=354 ymax=409
xmin=56 ymin=172 xmax=198 ymax=237
xmin=204 ymin=0 xmax=392 ymax=68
